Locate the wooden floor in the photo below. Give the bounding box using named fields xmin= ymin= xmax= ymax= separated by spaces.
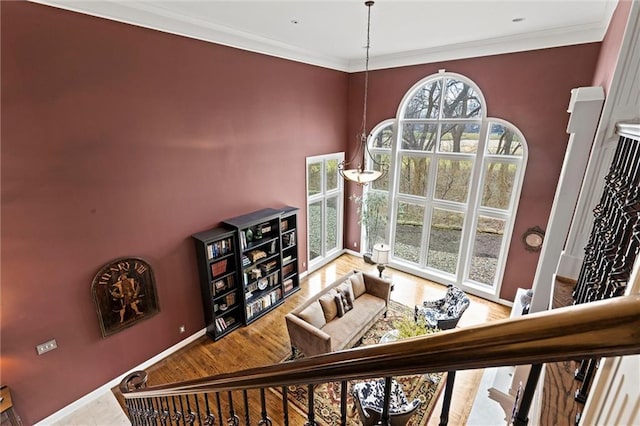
xmin=116 ymin=253 xmax=511 ymax=424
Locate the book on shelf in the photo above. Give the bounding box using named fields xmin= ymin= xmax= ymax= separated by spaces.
xmin=240 ymin=231 xmax=247 ymax=251
xmin=283 ymin=278 xmax=293 ymax=292
xmin=246 ymin=288 xmax=282 ymax=318
xmin=210 ymin=259 xmax=227 ymax=276
xmin=215 ymin=317 xmax=227 ymax=332
xmin=225 ymin=292 xmax=236 ymax=306
xmin=281 ymin=219 xmax=288 ymax=232
xmin=283 ymin=232 xmax=295 ymax=247
xmin=282 ymin=263 xmax=294 ymax=277
xmin=208 ymin=238 xmax=233 ymax=260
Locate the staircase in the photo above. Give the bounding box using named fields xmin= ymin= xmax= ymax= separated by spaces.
xmin=119 ymin=294 xmax=640 ymax=425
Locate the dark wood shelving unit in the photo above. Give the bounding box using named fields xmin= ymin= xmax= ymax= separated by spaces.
xmin=192 ymin=227 xmax=243 ymax=340
xmin=224 ymin=208 xmax=285 ymax=325
xmin=193 ymin=206 xmax=301 ymax=339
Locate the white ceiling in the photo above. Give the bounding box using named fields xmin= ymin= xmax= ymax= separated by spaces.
xmin=32 ymin=0 xmax=618 ymax=72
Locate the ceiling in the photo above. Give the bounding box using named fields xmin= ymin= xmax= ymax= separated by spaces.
xmin=32 ymin=0 xmax=618 ymax=72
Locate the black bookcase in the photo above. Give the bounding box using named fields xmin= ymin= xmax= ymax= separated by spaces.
xmin=192 ymin=227 xmax=243 ymax=340
xmin=193 ymin=206 xmax=301 ymax=339
xmin=223 ymin=208 xmax=286 ymax=324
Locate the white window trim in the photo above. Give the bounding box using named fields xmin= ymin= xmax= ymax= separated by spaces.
xmin=366 ymin=72 xmax=527 ymax=300
xmin=306 ymin=153 xmax=345 ymax=273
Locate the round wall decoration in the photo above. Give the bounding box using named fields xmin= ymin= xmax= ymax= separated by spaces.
xmin=523 ymin=226 xmax=545 ymax=252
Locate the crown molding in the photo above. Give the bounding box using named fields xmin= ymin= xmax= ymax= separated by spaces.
xmin=31 ymin=0 xmax=615 ymax=73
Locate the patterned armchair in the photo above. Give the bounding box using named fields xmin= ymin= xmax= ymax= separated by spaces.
xmin=414 ymin=284 xmax=470 ymax=330
xmin=352 ymin=378 xmax=421 ymax=426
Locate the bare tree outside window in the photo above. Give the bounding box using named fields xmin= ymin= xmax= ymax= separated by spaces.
xmin=364 ymin=72 xmax=526 ymax=293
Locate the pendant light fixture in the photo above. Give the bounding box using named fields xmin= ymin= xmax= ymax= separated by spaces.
xmin=339 ymin=0 xmax=388 ymax=185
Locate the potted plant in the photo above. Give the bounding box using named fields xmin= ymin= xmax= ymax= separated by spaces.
xmin=350 ymin=192 xmax=388 ymax=264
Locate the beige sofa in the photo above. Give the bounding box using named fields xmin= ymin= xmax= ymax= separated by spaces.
xmin=285 ymin=270 xmax=392 ymax=357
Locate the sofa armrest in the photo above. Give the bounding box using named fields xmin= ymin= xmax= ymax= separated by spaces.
xmin=362 ymin=273 xmax=392 ymax=305
xmin=285 ymin=313 xmax=332 ymax=357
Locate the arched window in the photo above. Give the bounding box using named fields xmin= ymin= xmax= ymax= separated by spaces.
xmin=366 ymin=71 xmax=527 ymax=297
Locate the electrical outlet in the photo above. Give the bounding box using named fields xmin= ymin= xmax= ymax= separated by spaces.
xmin=353 ymin=242 xmax=358 ymax=247
xmin=36 ymin=339 xmax=58 ymax=355
xmin=179 ymin=325 xmax=186 ymax=334
xmin=302 ymin=261 xmax=306 ymax=268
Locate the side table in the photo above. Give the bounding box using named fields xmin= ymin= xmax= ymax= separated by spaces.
xmin=1 ymin=385 xmax=21 ymax=426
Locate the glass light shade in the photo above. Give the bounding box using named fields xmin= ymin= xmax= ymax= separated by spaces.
xmin=371 ymin=243 xmax=390 ymax=265
xmin=342 ymin=168 xmax=382 ymax=185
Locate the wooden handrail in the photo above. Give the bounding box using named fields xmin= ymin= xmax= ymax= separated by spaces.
xmin=122 ymin=294 xmax=640 ymax=399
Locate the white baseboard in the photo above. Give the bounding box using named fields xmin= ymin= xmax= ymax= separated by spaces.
xmin=35 ymin=328 xmax=206 ymax=425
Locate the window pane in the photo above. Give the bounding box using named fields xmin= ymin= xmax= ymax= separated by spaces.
xmin=370 ymin=153 xmax=390 ymax=192
xmin=307 ymin=162 xmax=321 ymax=196
xmin=443 ymin=78 xmax=482 ymax=118
xmin=404 ymin=79 xmax=441 ymax=119
xmin=394 ymin=201 xmax=424 ymax=264
xmin=326 ymin=159 xmax=338 ymax=191
xmin=427 ymin=209 xmax=464 ymax=274
xmin=435 ymin=159 xmax=473 ymax=203
xmin=371 ymin=124 xmax=394 ymax=149
xmin=468 ymin=216 xmax=505 ymax=285
xmin=487 ymin=123 xmax=523 ymax=156
xmin=325 ymin=196 xmax=339 ymax=252
xmin=439 ymin=123 xmax=480 ymax=153
xmin=481 ymin=162 xmax=517 ymax=210
xmin=401 ymin=123 xmax=437 ymax=151
xmin=308 ymin=200 xmax=322 ymax=262
xmin=399 ymin=155 xmax=430 ymax=197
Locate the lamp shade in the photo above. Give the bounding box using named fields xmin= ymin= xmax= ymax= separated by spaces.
xmin=371 ymin=243 xmax=390 ymax=265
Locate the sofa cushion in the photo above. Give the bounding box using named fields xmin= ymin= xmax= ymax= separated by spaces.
xmin=323 ymin=294 xmax=386 ymax=351
xmin=297 ymin=301 xmax=326 ymax=329
xmin=335 ymin=289 xmax=354 ymax=317
xmin=350 ymin=272 xmax=366 ymax=298
xmin=337 ymin=280 xmax=355 ymax=303
xmin=319 ymin=290 xmax=339 ymax=322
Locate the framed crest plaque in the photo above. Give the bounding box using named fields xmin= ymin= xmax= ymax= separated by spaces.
xmin=92 ymin=257 xmax=160 ymax=337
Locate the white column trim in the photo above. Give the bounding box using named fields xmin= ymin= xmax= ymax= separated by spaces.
xmin=529 ymin=87 xmax=604 ymax=313
xmin=557 ymin=0 xmax=640 ymax=280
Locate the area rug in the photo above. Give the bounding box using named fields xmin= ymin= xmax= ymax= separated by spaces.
xmin=274 ymin=300 xmax=446 ymax=425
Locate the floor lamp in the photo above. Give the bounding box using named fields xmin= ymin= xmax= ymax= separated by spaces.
xmin=371 ymin=243 xmax=390 ymax=278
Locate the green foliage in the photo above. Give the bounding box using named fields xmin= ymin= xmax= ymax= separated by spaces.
xmin=349 ymin=191 xmax=388 ymax=253
xmin=393 ymin=315 xmax=437 ymax=339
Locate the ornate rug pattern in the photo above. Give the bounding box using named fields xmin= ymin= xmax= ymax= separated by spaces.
xmin=275 ymin=300 xmax=446 ymax=425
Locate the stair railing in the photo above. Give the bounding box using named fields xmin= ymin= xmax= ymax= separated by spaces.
xmin=120 ymin=294 xmax=640 ymax=425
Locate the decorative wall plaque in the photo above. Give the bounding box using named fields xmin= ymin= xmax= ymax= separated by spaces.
xmin=92 ymin=257 xmax=160 ymax=337
xmin=522 ymin=226 xmax=545 ymax=252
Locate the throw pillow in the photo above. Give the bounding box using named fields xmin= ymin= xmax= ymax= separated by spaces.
xmin=297 ymin=301 xmax=327 ymax=329
xmin=350 ymin=272 xmax=366 ymax=298
xmin=337 ymin=281 xmax=355 ymax=303
xmin=318 ymin=290 xmax=339 ymax=322
xmin=335 ymin=288 xmax=354 ymax=317
xmin=335 ymin=294 xmax=345 ymax=317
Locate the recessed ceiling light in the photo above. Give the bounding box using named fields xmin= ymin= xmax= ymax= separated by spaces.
xmin=291 ymin=19 xmax=300 ymax=25
xmin=512 ymin=17 xmax=525 ymax=23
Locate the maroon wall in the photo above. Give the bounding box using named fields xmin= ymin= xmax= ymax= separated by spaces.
xmin=344 ymin=44 xmax=602 ymax=302
xmin=1 ymin=2 xmax=347 ymax=423
xmin=592 ymin=0 xmax=633 ymax=93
